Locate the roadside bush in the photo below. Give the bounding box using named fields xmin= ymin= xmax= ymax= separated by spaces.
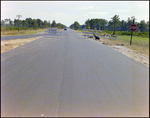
xmin=121 ymin=32 xmax=126 ymax=35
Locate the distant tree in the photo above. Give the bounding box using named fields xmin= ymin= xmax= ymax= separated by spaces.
xmin=9 ymin=19 xmax=13 ymax=27
xmin=40 ymin=21 xmax=43 ymax=28
xmin=22 ymin=20 xmax=25 ymax=27
xmin=37 ymin=18 xmax=43 ymax=28
xmin=146 ymin=21 xmax=149 ymax=31
xmin=32 ymin=19 xmax=38 ymax=30
xmin=4 ymin=19 xmax=9 ymax=26
xmin=26 ymin=18 xmax=32 ymax=27
xmin=101 ymin=19 xmax=108 ymax=30
xmin=43 ymin=20 xmax=48 ymax=28
xmin=80 ymin=24 xmax=85 ymax=29
xmin=51 ymin=20 xmax=57 ymax=28
xmin=108 ymin=20 xmax=113 ymax=30
xmin=131 ymin=16 xmax=136 ymax=24
xmin=120 ymin=20 xmax=125 ymax=31
xmin=70 ymin=24 xmax=74 ymax=29
xmin=95 ymin=19 xmax=101 ymax=29
xmin=135 ymin=22 xmax=140 ymax=31
xmin=146 ymin=21 xmax=149 ymax=27
xmin=14 ymin=19 xmax=17 ymax=27
xmin=48 ymin=20 xmax=51 ymax=27
xmin=84 ymin=18 xmax=108 ymax=30
xmin=74 ymin=21 xmax=80 ymax=30
xmin=1 ymin=20 xmax=5 ymax=26
xmin=22 ymin=20 xmax=28 ymax=27
xmin=19 ymin=20 xmax=22 ymax=27
xmin=14 ymin=19 xmax=21 ymax=31
xmin=89 ymin=19 xmax=96 ymax=29
xmin=14 ymin=19 xmax=21 ymax=27
xmin=85 ymin=19 xmax=90 ymax=28
xmin=124 ymin=21 xmax=128 ymax=31
xmin=127 ymin=17 xmax=132 ymax=31
xmin=56 ymin=22 xmax=66 ymax=29
xmin=111 ymin=15 xmax=120 ymax=34
xmin=139 ymin=20 xmax=147 ymax=32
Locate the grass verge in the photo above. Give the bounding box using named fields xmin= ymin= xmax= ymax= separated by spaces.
xmin=116 ymin=35 xmax=149 ymax=45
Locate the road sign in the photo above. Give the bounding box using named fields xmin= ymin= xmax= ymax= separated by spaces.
xmin=130 ymin=24 xmax=137 ymax=45
xmin=88 ymin=27 xmax=90 ymax=29
xmin=85 ymin=27 xmax=86 ymax=29
xmin=130 ymin=24 xmax=137 ymax=31
xmin=58 ymin=26 xmax=59 ymax=28
xmin=46 ymin=25 xmax=48 ymax=28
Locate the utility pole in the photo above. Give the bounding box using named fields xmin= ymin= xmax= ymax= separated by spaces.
xmin=16 ymin=15 xmax=22 ymax=32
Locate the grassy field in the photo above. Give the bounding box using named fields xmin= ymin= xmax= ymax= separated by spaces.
xmin=1 ymin=28 xmax=48 ymax=36
xmin=97 ymin=30 xmax=149 ymax=38
xmin=116 ymin=35 xmax=149 ymax=45
xmin=1 ymin=26 xmax=65 ymax=36
xmin=76 ymin=29 xmax=85 ymax=32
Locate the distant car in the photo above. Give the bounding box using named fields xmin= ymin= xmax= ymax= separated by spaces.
xmin=64 ymin=28 xmax=67 ymax=31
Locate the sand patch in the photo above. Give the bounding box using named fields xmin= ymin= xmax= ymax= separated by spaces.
xmin=1 ymin=36 xmax=43 ymax=53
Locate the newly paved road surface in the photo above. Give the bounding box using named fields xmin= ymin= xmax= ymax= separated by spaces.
xmin=1 ymin=29 xmax=149 ymax=117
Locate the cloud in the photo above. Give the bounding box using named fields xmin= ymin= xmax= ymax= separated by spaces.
xmin=52 ymin=12 xmax=67 ymax=15
xmin=133 ymin=4 xmax=143 ymax=7
xmin=88 ymin=12 xmax=109 ymax=15
xmin=115 ymin=10 xmax=131 ymax=12
xmin=83 ymin=14 xmax=88 ymax=17
xmin=1 ymin=8 xmax=14 ymax=11
xmin=74 ymin=6 xmax=93 ymax=9
xmin=40 ymin=13 xmax=46 ymax=15
xmin=53 ymin=12 xmax=62 ymax=15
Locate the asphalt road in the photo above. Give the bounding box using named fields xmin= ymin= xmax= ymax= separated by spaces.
xmin=1 ymin=29 xmax=149 ymax=117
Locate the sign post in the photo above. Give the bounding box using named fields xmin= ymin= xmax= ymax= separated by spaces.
xmin=130 ymin=24 xmax=137 ymax=45
xmin=88 ymin=27 xmax=90 ymax=33
xmin=58 ymin=26 xmax=59 ymax=38
xmin=84 ymin=27 xmax=87 ymax=38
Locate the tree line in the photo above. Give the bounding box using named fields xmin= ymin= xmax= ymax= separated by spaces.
xmin=70 ymin=15 xmax=149 ymax=34
xmin=1 ymin=18 xmax=66 ymax=30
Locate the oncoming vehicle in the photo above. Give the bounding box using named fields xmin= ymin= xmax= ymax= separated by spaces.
xmin=64 ymin=28 xmax=67 ymax=31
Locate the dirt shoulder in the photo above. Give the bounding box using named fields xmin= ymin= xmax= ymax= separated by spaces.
xmin=1 ymin=36 xmax=43 ymax=53
xmin=97 ymin=37 xmax=149 ymax=67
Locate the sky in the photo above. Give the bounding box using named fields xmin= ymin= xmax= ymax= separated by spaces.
xmin=1 ymin=1 xmax=149 ymax=27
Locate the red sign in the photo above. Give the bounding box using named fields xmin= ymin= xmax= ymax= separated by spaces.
xmin=130 ymin=24 xmax=137 ymax=31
